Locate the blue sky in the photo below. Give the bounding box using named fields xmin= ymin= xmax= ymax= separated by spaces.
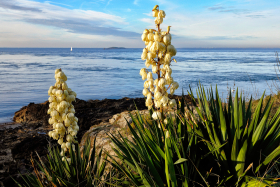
xmin=0 ymin=0 xmax=279 ymax=48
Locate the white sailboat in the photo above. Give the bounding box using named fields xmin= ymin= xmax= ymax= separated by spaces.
xmin=70 ymin=47 xmax=72 ymax=51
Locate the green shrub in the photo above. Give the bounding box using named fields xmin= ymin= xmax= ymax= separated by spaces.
xmin=187 ymin=84 xmax=280 ymax=186
xmin=14 ymin=138 xmax=109 ymax=187
xmin=109 ymin=98 xmax=208 ymax=187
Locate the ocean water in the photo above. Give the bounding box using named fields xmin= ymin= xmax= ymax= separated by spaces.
xmin=0 ymin=48 xmax=279 ymax=123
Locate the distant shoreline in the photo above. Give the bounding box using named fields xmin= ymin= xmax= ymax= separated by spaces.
xmin=104 ymin=47 xmax=126 ymax=49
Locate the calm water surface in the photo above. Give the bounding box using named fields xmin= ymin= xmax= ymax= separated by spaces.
xmin=0 ymin=48 xmax=279 ymax=123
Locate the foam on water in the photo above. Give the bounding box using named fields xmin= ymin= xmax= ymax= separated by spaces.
xmin=0 ymin=48 xmax=279 ymax=123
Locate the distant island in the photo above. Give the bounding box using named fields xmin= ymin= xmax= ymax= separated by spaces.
xmin=104 ymin=47 xmax=126 ymax=49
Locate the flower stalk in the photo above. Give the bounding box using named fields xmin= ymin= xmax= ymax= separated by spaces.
xmin=47 ymin=69 xmax=79 ymax=162
xmin=140 ymin=5 xmax=179 ymax=121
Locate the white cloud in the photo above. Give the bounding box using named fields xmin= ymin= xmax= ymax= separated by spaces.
xmin=2 ymin=0 xmax=126 ymax=24
xmin=0 ymin=0 xmax=142 ymax=47
xmin=143 ymin=12 xmax=152 ymax=16
xmin=139 ymin=18 xmax=154 ymax=24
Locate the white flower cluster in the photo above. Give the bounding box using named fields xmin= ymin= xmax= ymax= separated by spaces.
xmin=139 ymin=5 xmax=179 ymax=120
xmin=47 ymin=69 xmax=79 ymax=160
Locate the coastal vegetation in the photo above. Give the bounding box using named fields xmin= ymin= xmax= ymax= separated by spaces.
xmin=13 ymin=5 xmax=280 ymax=187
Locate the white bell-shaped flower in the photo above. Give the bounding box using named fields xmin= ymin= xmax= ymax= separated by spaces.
xmin=145 ymin=97 xmax=153 ymax=106
xmin=58 ymin=138 xmax=64 ymax=145
xmin=147 ymin=92 xmax=152 ymax=100
xmin=143 ymin=29 xmax=149 ymax=34
xmin=166 ymin=76 xmax=173 ymax=85
xmin=140 ymin=68 xmax=146 ymax=76
xmin=150 ymin=42 xmax=157 ymax=52
xmin=155 ymin=100 xmax=161 ymax=108
xmin=158 ymin=78 xmax=166 ymax=88
xmin=66 ymin=135 xmax=74 ymax=142
xmin=62 ymin=83 xmax=68 ymax=90
xmin=165 ymin=72 xmax=171 ymax=79
xmin=142 ymin=33 xmax=148 ymax=41
xmin=160 ymin=96 xmax=168 ymax=105
xmin=52 ymin=88 xmax=58 ymax=95
xmin=154 ymin=91 xmax=162 ymax=100
xmin=146 ymin=41 xmax=153 ymax=51
xmin=48 ymin=131 xmax=53 ymax=138
xmin=71 ymin=130 xmax=77 ymax=136
xmin=165 ymin=65 xmax=172 ymax=73
xmin=145 ymin=60 xmax=151 ymax=68
xmin=158 ymin=42 xmax=166 ymax=52
xmin=147 ymin=30 xmax=154 ymax=41
xmin=171 ymin=82 xmax=179 ymax=90
xmin=154 ymin=31 xmax=161 ymax=42
xmin=164 ymin=53 xmax=171 ymax=64
xmin=143 ymin=88 xmax=149 ymax=96
xmin=144 ymin=80 xmax=149 ymax=88
xmin=153 ymin=79 xmax=159 ymax=86
xmin=154 ymin=86 xmax=160 ymax=93
xmin=163 ymin=33 xmax=171 ymax=46
xmin=158 ymin=10 xmax=166 ymax=18
xmin=147 ymin=52 xmax=153 ymax=61
xmin=152 ymin=111 xmax=162 ymax=120
xmin=56 ymin=90 xmax=63 ymax=96
xmin=152 ymin=65 xmax=158 ymax=74
xmin=148 ymin=80 xmax=154 ymax=87
xmin=52 ymin=132 xmax=59 ymax=140
xmin=142 ymin=73 xmax=147 ymax=80
xmin=152 ymin=9 xmax=159 ymax=17
xmin=141 ymin=52 xmax=147 ymax=60
xmin=147 ymin=72 xmax=153 ymax=80
xmin=169 ymin=99 xmax=176 ymax=108
xmin=155 ymin=17 xmax=163 ymax=25
xmin=167 ymin=45 xmax=177 ymax=57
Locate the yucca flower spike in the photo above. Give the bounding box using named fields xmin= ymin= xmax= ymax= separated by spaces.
xmin=48 ymin=68 xmax=79 ymax=160
xmin=140 ymin=5 xmax=179 ymax=117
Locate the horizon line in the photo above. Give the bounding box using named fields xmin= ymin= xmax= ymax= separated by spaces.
xmin=1 ymin=47 xmax=280 ymax=49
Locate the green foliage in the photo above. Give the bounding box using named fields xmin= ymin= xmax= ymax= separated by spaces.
xmin=187 ymin=84 xmax=280 ymax=186
xmin=14 ymin=138 xmax=109 ymax=187
xmin=109 ymin=97 xmax=208 ymax=187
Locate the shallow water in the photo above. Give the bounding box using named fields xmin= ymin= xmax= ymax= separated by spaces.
xmin=0 ymin=48 xmax=279 ymax=123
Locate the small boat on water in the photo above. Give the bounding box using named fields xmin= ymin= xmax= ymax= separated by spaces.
xmin=70 ymin=47 xmax=72 ymax=51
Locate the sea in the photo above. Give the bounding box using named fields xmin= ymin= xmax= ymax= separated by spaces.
xmin=0 ymin=48 xmax=280 ymax=123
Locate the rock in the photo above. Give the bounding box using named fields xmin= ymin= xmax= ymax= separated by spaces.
xmin=1 ymin=94 xmax=195 ymax=187
xmin=79 ymin=103 xmax=198 ymax=173
xmin=80 ymin=110 xmax=146 ymax=172
xmin=1 ymin=97 xmax=148 ymax=187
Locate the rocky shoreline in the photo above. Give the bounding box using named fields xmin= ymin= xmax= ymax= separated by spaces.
xmin=0 ymin=95 xmax=193 ymax=187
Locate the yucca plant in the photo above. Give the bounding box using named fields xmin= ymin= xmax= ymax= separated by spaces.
xmin=108 ymin=97 xmax=208 ymax=187
xmin=14 ymin=138 xmax=108 ymax=187
xmin=187 ymin=84 xmax=280 ymax=186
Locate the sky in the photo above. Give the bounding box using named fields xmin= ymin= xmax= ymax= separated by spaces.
xmin=0 ymin=0 xmax=280 ymax=48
